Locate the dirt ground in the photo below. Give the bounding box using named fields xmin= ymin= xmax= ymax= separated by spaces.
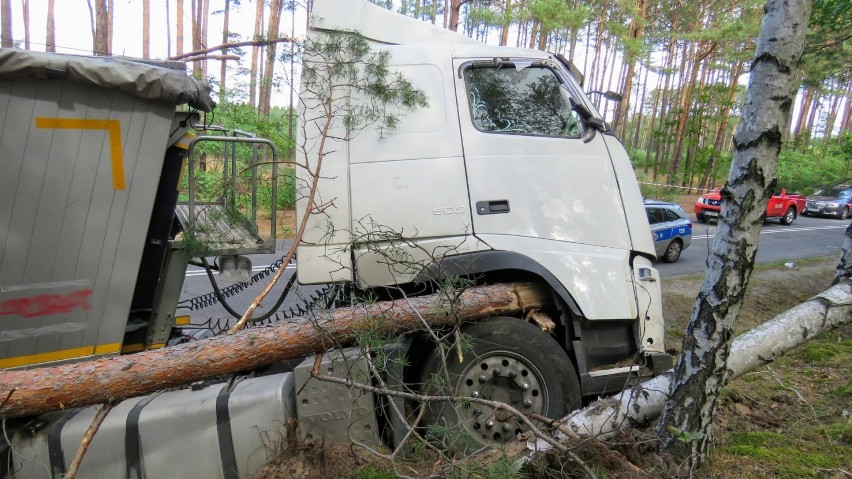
xmin=253 ymin=256 xmax=850 ymax=478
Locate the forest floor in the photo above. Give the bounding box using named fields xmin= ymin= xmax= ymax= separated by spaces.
xmin=254 ymin=256 xmax=851 ymax=478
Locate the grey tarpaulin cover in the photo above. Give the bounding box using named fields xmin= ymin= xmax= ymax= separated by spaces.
xmin=0 ymin=49 xmax=216 ymax=112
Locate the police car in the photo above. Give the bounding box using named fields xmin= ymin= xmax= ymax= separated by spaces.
xmin=644 ymin=200 xmax=693 ymax=263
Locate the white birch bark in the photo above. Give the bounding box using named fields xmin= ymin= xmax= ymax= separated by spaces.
xmin=525 ymin=281 xmax=851 ymax=450
xmin=654 ymin=0 xmax=813 ymax=466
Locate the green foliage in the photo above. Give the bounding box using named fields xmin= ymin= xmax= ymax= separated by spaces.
xmin=303 ymin=31 xmax=428 ymax=139
xmin=638 ymin=183 xmax=680 ymax=202
xmin=776 ymin=142 xmax=850 ymax=193
xmin=447 ymin=453 xmax=521 ymax=479
xmin=350 ymin=464 xmax=395 ymax=479
xmin=717 ymin=431 xmax=848 ymax=478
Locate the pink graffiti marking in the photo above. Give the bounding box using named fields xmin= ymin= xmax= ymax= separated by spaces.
xmin=0 ymin=289 xmax=93 ymax=319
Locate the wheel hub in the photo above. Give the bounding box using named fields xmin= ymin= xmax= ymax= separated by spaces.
xmin=456 ymin=353 xmax=547 ymax=444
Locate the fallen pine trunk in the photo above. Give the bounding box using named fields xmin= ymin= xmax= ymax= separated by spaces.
xmin=0 ymin=282 xmax=550 ymax=419
xmin=527 ymin=280 xmax=852 ymax=451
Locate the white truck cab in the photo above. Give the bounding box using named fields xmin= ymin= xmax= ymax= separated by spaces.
xmin=296 ymin=0 xmax=670 ymax=446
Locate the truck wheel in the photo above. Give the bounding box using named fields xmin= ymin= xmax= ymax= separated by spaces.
xmin=838 ymin=207 xmax=850 ymax=220
xmin=419 ymin=316 xmax=580 ymax=453
xmin=662 ymin=239 xmax=683 ymax=263
xmin=780 ymin=207 xmax=796 ymax=225
xmin=696 ymin=213 xmax=707 ymax=223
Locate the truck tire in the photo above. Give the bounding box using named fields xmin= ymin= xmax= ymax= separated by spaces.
xmin=662 ymin=238 xmax=683 ymax=263
xmin=419 ymin=316 xmax=580 ymax=452
xmin=838 ymin=206 xmax=850 ymax=220
xmin=780 ymin=206 xmax=796 ymax=225
xmin=696 ymin=213 xmax=707 ymax=223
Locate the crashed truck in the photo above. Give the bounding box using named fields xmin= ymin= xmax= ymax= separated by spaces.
xmin=0 ymin=0 xmax=672 ymax=477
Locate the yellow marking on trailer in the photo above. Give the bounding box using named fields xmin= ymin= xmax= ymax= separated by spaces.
xmin=147 ymin=343 xmax=166 ymax=350
xmin=35 ymin=118 xmax=126 ymax=190
xmin=0 ymin=343 xmax=121 ymax=369
xmin=94 ymin=343 xmax=121 ymax=355
xmin=175 ymin=315 xmax=191 ymax=325
xmin=121 ymin=343 xmax=144 ymax=354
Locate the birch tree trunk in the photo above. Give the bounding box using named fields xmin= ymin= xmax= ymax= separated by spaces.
xmin=655 ymin=0 xmax=813 ymax=468
xmin=527 ymin=281 xmax=850 ymax=444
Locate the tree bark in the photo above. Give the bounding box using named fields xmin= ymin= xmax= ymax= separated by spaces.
xmin=142 ymin=0 xmax=150 ymax=58
xmin=258 ymin=0 xmax=284 ymax=117
xmin=0 ymin=283 xmax=550 ymax=419
xmin=45 ymin=0 xmax=55 ymax=52
xmin=655 ymin=0 xmax=812 ymax=468
xmin=219 ymin=0 xmax=230 ymax=100
xmin=613 ymin=0 xmax=646 ymax=138
xmin=92 ymin=0 xmax=111 ymax=55
xmin=249 ymin=0 xmax=265 ymax=109
xmin=1 ymin=0 xmax=13 ymax=48
xmin=524 ymin=281 xmax=851 ymax=446
xmin=177 ymin=0 xmax=184 ymax=55
xmin=21 ymin=0 xmax=28 ymax=50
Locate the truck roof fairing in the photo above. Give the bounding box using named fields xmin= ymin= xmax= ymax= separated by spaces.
xmin=310 ymin=0 xmax=481 ymax=46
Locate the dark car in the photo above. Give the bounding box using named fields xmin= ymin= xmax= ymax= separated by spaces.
xmin=645 ymin=200 xmax=692 ymax=263
xmin=803 ymin=181 xmax=852 ymax=219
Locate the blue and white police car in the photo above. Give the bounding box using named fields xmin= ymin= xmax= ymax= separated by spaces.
xmin=644 ymin=200 xmax=692 ymax=263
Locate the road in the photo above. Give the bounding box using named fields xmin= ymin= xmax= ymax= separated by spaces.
xmin=656 ymin=214 xmax=848 ymax=276
xmin=178 ymin=215 xmax=849 ymax=327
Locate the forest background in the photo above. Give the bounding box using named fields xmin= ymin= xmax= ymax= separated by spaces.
xmin=0 ymin=0 xmax=850 ymax=198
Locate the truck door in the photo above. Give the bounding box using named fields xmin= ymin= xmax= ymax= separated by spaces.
xmin=453 ymin=58 xmax=638 ymax=321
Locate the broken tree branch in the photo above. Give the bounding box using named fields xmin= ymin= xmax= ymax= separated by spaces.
xmin=168 ymin=37 xmax=296 ymax=61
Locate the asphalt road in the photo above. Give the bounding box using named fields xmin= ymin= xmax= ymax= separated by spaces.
xmin=655 ymin=214 xmax=849 ymax=276
xmin=179 ymin=215 xmax=849 ymax=326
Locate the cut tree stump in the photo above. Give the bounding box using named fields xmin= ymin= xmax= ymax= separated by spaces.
xmin=0 ymin=282 xmax=550 ymax=419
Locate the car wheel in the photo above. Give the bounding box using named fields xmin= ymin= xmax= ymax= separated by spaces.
xmin=420 ymin=316 xmax=581 ymax=453
xmin=696 ymin=213 xmax=707 ymax=223
xmin=838 ymin=207 xmax=850 ymax=220
xmin=780 ymin=207 xmax=796 ymax=225
xmin=663 ymin=239 xmax=683 ymax=263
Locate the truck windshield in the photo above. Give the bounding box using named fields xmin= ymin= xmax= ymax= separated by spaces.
xmin=464 ymin=65 xmax=583 ymax=138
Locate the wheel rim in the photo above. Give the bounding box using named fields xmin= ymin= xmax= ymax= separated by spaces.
xmin=455 ymin=351 xmax=548 ymax=444
xmin=785 ymin=209 xmax=794 ymax=223
xmin=841 ymin=207 xmax=849 ymax=219
xmin=666 ymin=241 xmax=682 ymax=261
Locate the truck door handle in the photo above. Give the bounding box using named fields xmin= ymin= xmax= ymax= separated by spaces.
xmin=476 ymin=200 xmax=510 ymax=215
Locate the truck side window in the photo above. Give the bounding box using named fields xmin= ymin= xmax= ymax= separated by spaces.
xmin=464 ymin=66 xmax=582 ymax=138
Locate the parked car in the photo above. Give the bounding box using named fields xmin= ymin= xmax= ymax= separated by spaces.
xmin=694 ymin=187 xmax=806 ymax=225
xmin=645 ymin=200 xmax=692 ymax=263
xmin=802 ymin=181 xmax=852 ymax=219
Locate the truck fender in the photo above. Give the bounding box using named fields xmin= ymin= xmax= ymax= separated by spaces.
xmin=412 ymin=250 xmax=583 ymax=319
